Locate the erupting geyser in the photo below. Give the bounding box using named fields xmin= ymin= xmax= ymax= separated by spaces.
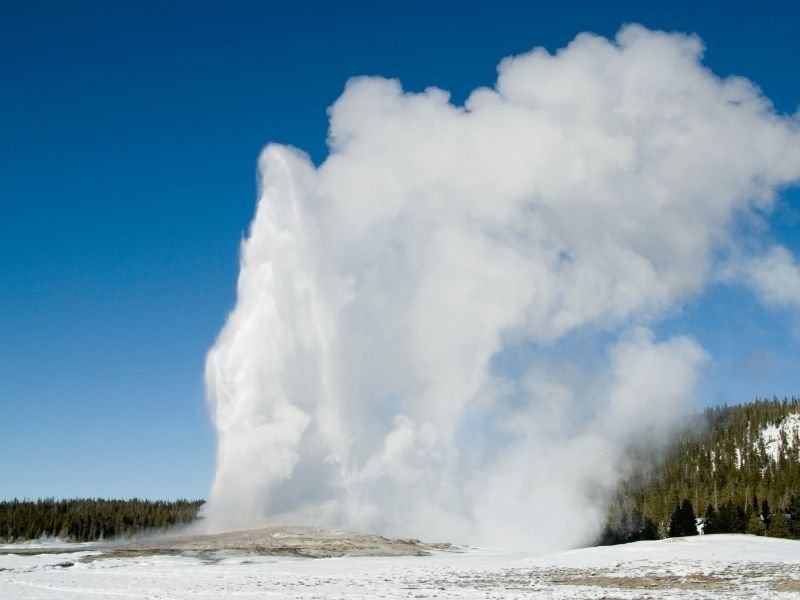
xmin=204 ymin=25 xmax=800 ymax=549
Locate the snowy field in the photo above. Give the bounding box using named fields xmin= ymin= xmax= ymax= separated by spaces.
xmin=2 ymin=534 xmax=800 ymax=599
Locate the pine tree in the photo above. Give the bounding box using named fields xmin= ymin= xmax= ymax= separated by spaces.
xmin=669 ymin=499 xmax=697 ymax=537
xmin=746 ymin=512 xmax=766 ymax=536
xmin=733 ymin=505 xmax=747 ymax=533
xmin=761 ymin=499 xmax=771 ymax=530
xmin=640 ymin=515 xmax=658 ymax=540
xmin=788 ymin=496 xmax=800 ymax=537
xmin=767 ymin=512 xmax=792 ymax=538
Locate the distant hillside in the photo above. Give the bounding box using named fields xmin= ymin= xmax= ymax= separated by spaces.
xmin=601 ymin=397 xmax=800 ymax=544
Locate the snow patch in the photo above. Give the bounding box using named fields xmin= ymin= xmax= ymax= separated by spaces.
xmin=758 ymin=413 xmax=800 ymax=463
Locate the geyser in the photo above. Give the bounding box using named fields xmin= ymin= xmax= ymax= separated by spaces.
xmin=204 ymin=25 xmax=800 ymax=549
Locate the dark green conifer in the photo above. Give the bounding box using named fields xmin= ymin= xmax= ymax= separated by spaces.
xmin=761 ymin=498 xmax=771 ymax=529
xmin=767 ymin=512 xmax=791 ymax=538
xmin=669 ymin=499 xmax=697 ymax=537
xmin=703 ymin=504 xmax=718 ymax=534
xmin=746 ymin=512 xmax=766 ymax=536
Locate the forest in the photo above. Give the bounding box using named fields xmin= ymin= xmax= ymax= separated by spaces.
xmin=0 ymin=498 xmax=204 ymax=542
xmin=600 ymin=397 xmax=800 ymax=544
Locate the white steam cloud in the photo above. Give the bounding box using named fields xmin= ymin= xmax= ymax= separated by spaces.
xmin=204 ymin=25 xmax=800 ymax=549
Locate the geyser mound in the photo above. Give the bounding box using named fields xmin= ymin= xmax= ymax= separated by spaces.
xmin=77 ymin=526 xmax=446 ymax=561
xmin=204 ymin=25 xmax=800 ymax=549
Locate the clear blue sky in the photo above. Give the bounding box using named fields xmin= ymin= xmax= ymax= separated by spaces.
xmin=1 ymin=0 xmax=798 ymax=501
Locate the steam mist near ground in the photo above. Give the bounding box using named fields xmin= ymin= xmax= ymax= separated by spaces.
xmin=203 ymin=25 xmax=800 ymax=549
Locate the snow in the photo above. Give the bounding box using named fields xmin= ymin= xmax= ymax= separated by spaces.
xmin=0 ymin=539 xmax=95 ymax=552
xmin=2 ymin=534 xmax=800 ymax=598
xmin=760 ymin=413 xmax=800 ymax=463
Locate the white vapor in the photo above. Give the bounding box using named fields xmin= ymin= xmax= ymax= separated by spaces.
xmin=738 ymin=245 xmax=800 ymax=311
xmin=204 ymin=25 xmax=800 ymax=549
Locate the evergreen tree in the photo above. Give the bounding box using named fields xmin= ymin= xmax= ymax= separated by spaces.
xmin=669 ymin=499 xmax=697 ymax=537
xmin=767 ymin=512 xmax=791 ymax=538
xmin=788 ymin=496 xmax=800 ymax=537
xmin=717 ymin=501 xmax=736 ymax=533
xmin=732 ymin=505 xmax=747 ymax=533
xmin=746 ymin=512 xmax=766 ymax=535
xmin=761 ymin=499 xmax=771 ymax=530
xmin=640 ymin=515 xmax=659 ymax=540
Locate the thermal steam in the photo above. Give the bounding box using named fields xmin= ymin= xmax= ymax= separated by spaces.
xmin=204 ymin=25 xmax=800 ymax=549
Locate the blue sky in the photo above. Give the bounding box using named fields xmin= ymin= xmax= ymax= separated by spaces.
xmin=1 ymin=0 xmax=799 ymax=501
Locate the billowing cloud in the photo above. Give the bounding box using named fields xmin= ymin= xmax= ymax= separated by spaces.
xmin=738 ymin=245 xmax=800 ymax=310
xmin=203 ymin=25 xmax=800 ymax=549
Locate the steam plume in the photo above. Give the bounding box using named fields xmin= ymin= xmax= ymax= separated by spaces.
xmin=204 ymin=25 xmax=800 ymax=549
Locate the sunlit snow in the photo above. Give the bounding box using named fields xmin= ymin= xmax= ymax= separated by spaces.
xmin=2 ymin=535 xmax=799 ymax=599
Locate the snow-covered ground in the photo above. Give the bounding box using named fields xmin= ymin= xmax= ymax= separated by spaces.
xmin=2 ymin=534 xmax=799 ymax=599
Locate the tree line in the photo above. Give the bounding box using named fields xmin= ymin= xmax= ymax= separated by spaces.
xmin=0 ymin=498 xmax=204 ymax=542
xmin=600 ymin=397 xmax=800 ymax=544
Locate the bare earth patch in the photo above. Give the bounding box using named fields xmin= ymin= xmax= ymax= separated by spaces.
xmin=773 ymin=578 xmax=800 ymax=592
xmin=550 ymin=572 xmax=732 ymax=590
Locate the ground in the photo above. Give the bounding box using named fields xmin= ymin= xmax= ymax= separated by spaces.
xmin=2 ymin=533 xmax=799 ymax=598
